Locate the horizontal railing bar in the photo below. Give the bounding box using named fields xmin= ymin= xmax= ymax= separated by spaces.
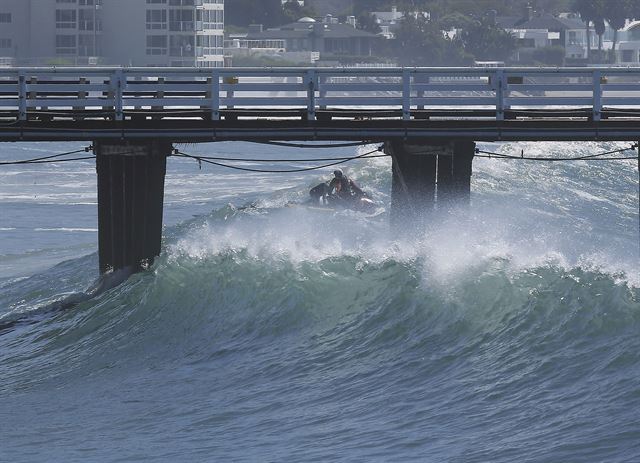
xmin=602 ymin=97 xmax=640 ymax=104
xmin=412 ymin=84 xmax=493 ymax=92
xmin=321 ymin=84 xmax=403 ymax=92
xmin=219 ymin=83 xmax=306 ymax=92
xmin=26 ymin=84 xmax=110 ymax=92
xmin=410 ymin=98 xmax=497 ymax=105
xmin=506 ymin=84 xmax=594 ymax=91
xmin=318 ymin=97 xmax=404 ymax=105
xmin=221 ymin=97 xmax=307 ymax=105
xmin=25 ymin=98 xmax=113 ymax=107
xmin=504 ymin=97 xmax=593 ymax=105
xmin=601 ymin=84 xmax=640 ymax=91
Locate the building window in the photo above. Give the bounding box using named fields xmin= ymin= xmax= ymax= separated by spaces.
xmin=197 ymin=34 xmax=223 ymax=55
xmin=56 ymin=9 xmax=77 ymax=28
xmin=146 ymin=35 xmax=168 ymax=55
xmin=169 ymin=9 xmax=195 ymax=31
xmin=78 ymin=35 xmax=98 ymax=56
xmin=0 ymin=13 xmax=12 ymax=23
xmin=56 ymin=34 xmax=77 ymax=54
xmin=79 ymin=9 xmax=101 ymax=31
xmin=197 ymin=9 xmax=223 ymax=29
xmin=0 ymin=38 xmax=12 ymax=49
xmin=169 ymin=35 xmax=195 ymax=56
xmin=147 ymin=9 xmax=167 ymax=29
xmin=147 ymin=0 xmax=167 ymax=3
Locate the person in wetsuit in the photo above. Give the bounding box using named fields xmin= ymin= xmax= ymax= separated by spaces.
xmin=328 ymin=169 xmax=364 ymax=201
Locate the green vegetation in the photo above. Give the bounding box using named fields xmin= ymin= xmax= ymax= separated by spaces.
xmin=225 ymin=0 xmax=640 ymax=66
xmin=226 ymin=0 xmax=315 ymax=28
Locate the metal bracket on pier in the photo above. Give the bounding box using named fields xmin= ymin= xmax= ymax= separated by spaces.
xmin=112 ymin=69 xmax=124 ymax=121
xmin=495 ymin=69 xmax=505 ymax=121
xmin=306 ymin=69 xmax=317 ymax=121
xmin=18 ymin=72 xmax=27 ymax=122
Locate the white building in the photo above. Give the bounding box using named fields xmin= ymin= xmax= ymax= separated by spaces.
xmin=0 ymin=0 xmax=224 ymax=67
xmin=613 ymin=21 xmax=640 ymax=64
xmin=370 ymin=6 xmax=430 ymax=39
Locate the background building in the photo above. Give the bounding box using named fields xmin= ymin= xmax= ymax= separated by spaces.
xmin=0 ymin=0 xmax=224 ymax=67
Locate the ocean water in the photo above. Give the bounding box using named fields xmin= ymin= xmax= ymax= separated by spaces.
xmin=1 ymin=140 xmax=639 ymax=462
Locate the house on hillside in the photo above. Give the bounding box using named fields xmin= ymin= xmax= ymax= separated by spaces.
xmin=245 ymin=17 xmax=380 ymax=59
xmin=496 ymin=8 xmax=606 ymax=64
xmin=370 ymin=6 xmax=430 ymax=39
xmin=615 ymin=21 xmax=640 ymax=64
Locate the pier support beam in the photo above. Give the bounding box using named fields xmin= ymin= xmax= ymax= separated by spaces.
xmin=95 ymin=140 xmax=170 ymax=274
xmin=386 ymin=140 xmax=475 ymax=228
xmin=437 ymin=140 xmax=476 ymax=208
xmin=388 ymin=140 xmax=437 ymax=227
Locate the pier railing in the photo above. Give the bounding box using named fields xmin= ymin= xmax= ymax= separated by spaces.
xmin=2 ymin=66 xmax=640 ymax=122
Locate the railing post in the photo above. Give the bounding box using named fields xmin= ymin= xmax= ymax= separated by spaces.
xmin=416 ymin=70 xmax=425 ymax=111
xmin=495 ymin=69 xmax=505 ymax=121
xmin=18 ymin=71 xmax=27 ymax=121
xmin=319 ymin=73 xmax=327 ymax=111
xmin=211 ymin=69 xmax=220 ymax=121
xmin=593 ymin=69 xmax=602 ymax=122
xmin=152 ymin=76 xmax=164 ymax=118
xmin=402 ymin=69 xmax=411 ymax=120
xmin=306 ymin=69 xmax=316 ymax=121
xmin=113 ymin=69 xmax=124 ymax=121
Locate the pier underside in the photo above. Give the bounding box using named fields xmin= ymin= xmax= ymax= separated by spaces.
xmin=2 ymin=111 xmax=640 ymax=142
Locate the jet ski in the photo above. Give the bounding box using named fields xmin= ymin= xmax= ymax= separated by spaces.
xmin=305 ymin=182 xmax=378 ymax=213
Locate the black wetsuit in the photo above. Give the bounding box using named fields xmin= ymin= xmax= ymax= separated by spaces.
xmin=329 ymin=176 xmax=364 ymax=200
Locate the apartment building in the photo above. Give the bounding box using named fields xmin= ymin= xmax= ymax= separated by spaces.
xmin=0 ymin=0 xmax=224 ymax=67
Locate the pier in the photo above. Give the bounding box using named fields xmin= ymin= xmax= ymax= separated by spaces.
xmin=2 ymin=66 xmax=640 ymax=273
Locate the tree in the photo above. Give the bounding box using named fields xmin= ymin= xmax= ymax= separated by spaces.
xmin=571 ymin=0 xmax=606 ymax=61
xmin=458 ymin=20 xmax=517 ymax=62
xmin=357 ymin=13 xmax=382 ymax=34
xmin=438 ymin=12 xmax=475 ymax=31
xmin=226 ymin=0 xmax=287 ymax=28
xmin=391 ymin=14 xmax=469 ymax=66
xmin=605 ymin=0 xmax=635 ymax=62
xmin=593 ymin=16 xmax=606 ymax=60
xmin=352 ymin=0 xmax=389 ymax=17
xmin=283 ymin=1 xmax=316 ymax=23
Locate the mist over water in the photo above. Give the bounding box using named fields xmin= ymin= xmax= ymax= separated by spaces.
xmin=1 ymin=141 xmax=639 ymax=462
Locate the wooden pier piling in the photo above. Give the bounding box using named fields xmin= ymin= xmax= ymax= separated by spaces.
xmin=387 ymin=140 xmax=475 ymax=228
xmin=95 ymin=140 xmax=170 ymax=274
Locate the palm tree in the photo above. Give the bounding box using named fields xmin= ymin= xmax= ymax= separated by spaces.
xmin=593 ymin=17 xmax=606 ymax=61
xmin=571 ymin=0 xmax=598 ymax=60
xmin=605 ymin=5 xmax=630 ymax=63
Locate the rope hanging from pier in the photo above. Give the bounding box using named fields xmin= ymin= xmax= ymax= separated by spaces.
xmin=173 ymin=146 xmax=386 ymax=173
xmin=1 ymin=143 xmax=639 ymax=168
xmin=475 ymin=144 xmax=639 ymax=161
xmin=0 ymin=146 xmax=94 ymax=165
xmin=249 ymin=141 xmax=377 ymax=149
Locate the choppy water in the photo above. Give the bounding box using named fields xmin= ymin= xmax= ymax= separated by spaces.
xmin=1 ymin=141 xmax=639 ymax=462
